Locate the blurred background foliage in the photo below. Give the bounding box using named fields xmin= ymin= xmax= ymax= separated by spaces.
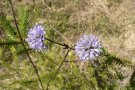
xmin=0 ymin=0 xmax=135 ymax=90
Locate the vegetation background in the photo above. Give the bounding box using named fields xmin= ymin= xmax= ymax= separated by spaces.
xmin=0 ymin=0 xmax=135 ymax=90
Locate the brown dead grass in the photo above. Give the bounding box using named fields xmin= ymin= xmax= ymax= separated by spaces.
xmin=1 ymin=0 xmax=134 ymax=60
xmin=67 ymin=0 xmax=135 ymax=61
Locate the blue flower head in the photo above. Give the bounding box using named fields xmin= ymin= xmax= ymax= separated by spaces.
xmin=75 ymin=34 xmax=102 ymax=61
xmin=26 ymin=24 xmax=46 ymax=51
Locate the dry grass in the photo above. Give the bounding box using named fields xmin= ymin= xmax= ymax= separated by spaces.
xmin=1 ymin=0 xmax=135 ymax=61
xmin=62 ymin=0 xmax=135 ymax=61
xmin=0 ymin=0 xmax=135 ymax=88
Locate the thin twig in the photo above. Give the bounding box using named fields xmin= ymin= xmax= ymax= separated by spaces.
xmin=43 ymin=0 xmax=52 ymax=10
xmin=46 ymin=49 xmax=71 ymax=90
xmin=9 ymin=0 xmax=44 ymax=90
xmin=45 ymin=37 xmax=74 ymax=50
xmin=49 ymin=24 xmax=73 ymax=45
xmin=37 ymin=19 xmax=74 ymax=46
xmin=64 ymin=60 xmax=79 ymax=62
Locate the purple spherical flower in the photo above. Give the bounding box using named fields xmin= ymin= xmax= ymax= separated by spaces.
xmin=26 ymin=24 xmax=46 ymax=51
xmin=75 ymin=34 xmax=102 ymax=61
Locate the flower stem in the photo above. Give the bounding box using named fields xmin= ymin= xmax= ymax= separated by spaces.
xmin=45 ymin=37 xmax=74 ymax=50
xmin=46 ymin=49 xmax=71 ymax=90
xmin=9 ymin=0 xmax=44 ymax=90
xmin=64 ymin=60 xmax=79 ymax=62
